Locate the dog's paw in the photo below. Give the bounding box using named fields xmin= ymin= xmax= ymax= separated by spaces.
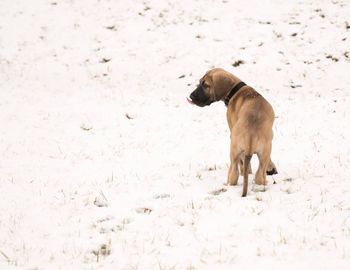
xmin=266 ymin=161 xmax=278 ymax=175
xmin=266 ymin=167 xmax=278 ymax=175
xmin=252 ymin=184 xmax=267 ymax=192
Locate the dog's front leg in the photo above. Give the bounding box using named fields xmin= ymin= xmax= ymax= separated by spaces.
xmin=266 ymin=159 xmax=278 ymax=175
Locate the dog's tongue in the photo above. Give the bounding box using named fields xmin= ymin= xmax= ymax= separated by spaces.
xmin=186 ymin=97 xmax=194 ymax=105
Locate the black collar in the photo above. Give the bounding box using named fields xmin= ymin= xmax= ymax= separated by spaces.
xmin=224 ymin=81 xmax=246 ymax=106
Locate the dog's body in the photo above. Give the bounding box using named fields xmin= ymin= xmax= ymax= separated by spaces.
xmin=188 ymin=68 xmax=277 ymax=197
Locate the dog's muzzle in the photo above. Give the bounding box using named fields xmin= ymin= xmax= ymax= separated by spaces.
xmin=187 ymin=86 xmax=213 ymax=107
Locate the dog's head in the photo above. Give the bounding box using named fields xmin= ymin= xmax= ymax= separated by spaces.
xmin=187 ymin=68 xmax=236 ymax=107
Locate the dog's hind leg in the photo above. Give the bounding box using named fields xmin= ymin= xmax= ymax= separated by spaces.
xmin=254 ymin=145 xmax=271 ymax=190
xmin=227 ymin=142 xmax=240 ymax=186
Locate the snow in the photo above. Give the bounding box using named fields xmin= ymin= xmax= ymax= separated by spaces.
xmin=0 ymin=0 xmax=349 ymax=269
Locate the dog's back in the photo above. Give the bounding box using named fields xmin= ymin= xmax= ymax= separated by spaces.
xmin=228 ymin=86 xmax=274 ymax=155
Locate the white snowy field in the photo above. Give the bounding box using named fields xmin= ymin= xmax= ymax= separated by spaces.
xmin=1 ymin=0 xmax=350 ymax=269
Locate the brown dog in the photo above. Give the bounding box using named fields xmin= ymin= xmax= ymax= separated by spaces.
xmin=188 ymin=68 xmax=277 ymax=197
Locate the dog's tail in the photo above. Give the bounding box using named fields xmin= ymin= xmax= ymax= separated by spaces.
xmin=242 ymin=154 xmax=252 ymax=197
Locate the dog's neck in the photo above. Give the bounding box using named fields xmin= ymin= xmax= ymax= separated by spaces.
xmin=223 ymin=81 xmax=247 ymax=106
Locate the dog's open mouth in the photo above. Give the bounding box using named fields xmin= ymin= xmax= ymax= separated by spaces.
xmin=186 ymin=97 xmax=211 ymax=107
xmin=186 ymin=97 xmax=195 ymax=105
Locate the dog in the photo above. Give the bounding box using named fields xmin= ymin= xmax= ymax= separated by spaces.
xmin=187 ymin=68 xmax=277 ymax=197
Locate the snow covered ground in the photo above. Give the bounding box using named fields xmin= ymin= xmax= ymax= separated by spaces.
xmin=1 ymin=0 xmax=350 ymax=269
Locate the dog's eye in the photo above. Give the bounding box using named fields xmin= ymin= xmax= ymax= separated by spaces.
xmin=202 ymin=81 xmax=209 ymax=88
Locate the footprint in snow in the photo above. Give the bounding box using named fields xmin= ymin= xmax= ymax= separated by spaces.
xmin=135 ymin=207 xmax=153 ymax=214
xmin=209 ymin=187 xmax=227 ymax=196
xmin=153 ymin=193 xmax=170 ymax=199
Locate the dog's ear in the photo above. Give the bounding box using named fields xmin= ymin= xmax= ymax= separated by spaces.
xmin=212 ymin=73 xmax=235 ymax=100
